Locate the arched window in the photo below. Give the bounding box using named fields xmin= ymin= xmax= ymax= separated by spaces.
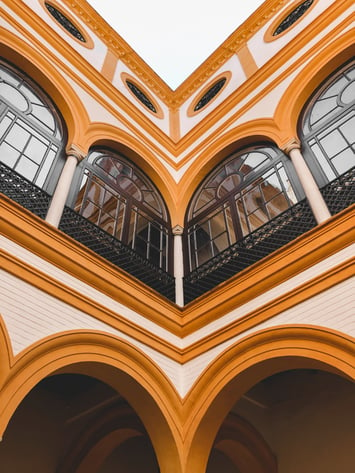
xmin=0 ymin=60 xmax=65 ymax=192
xmin=72 ymin=149 xmax=171 ymax=271
xmin=186 ymin=145 xmax=300 ymax=271
xmin=300 ymin=59 xmax=355 ymax=185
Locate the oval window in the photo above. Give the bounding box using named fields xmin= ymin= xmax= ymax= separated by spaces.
xmin=194 ymin=78 xmax=227 ymax=112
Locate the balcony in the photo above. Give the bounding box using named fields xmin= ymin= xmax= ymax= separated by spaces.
xmin=0 ymin=162 xmax=176 ymax=302
xmin=1 ymin=162 xmax=354 ymax=305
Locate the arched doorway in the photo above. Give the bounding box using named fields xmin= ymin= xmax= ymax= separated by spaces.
xmin=0 ymin=373 xmax=160 ymax=473
xmin=206 ymin=369 xmax=354 ymax=473
xmin=184 ymin=326 xmax=355 ymax=473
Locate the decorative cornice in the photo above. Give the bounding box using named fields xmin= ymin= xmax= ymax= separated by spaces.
xmin=61 ymin=0 xmax=288 ymax=105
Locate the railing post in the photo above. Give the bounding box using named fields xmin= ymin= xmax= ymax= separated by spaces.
xmin=283 ymin=138 xmax=331 ymax=224
xmin=46 ymin=144 xmax=86 ymax=227
xmin=173 ymin=225 xmax=184 ymax=307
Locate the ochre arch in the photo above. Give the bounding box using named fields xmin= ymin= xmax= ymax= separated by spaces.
xmin=81 ymin=122 xmax=178 ymax=225
xmin=183 ymin=325 xmax=354 ymax=473
xmin=0 ymin=29 xmax=90 ymax=146
xmin=0 ymin=315 xmax=12 ymax=388
xmin=178 ymin=119 xmax=283 ymax=225
xmin=274 ymin=32 xmax=354 ymax=146
xmin=0 ymin=330 xmax=183 ymax=473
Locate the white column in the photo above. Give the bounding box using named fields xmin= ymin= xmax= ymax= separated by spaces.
xmin=173 ymin=225 xmax=184 ymax=307
xmin=45 ymin=144 xmax=85 ymax=228
xmin=284 ymin=139 xmax=331 ymax=224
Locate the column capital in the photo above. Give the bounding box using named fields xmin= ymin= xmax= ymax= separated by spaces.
xmin=172 ymin=224 xmax=184 ymax=235
xmin=65 ymin=144 xmax=86 ymax=162
xmin=282 ymin=137 xmax=301 ymax=155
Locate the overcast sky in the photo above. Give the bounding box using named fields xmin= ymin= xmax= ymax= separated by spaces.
xmin=87 ymin=0 xmax=265 ymax=89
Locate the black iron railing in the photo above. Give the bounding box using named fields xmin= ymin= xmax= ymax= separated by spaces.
xmin=0 ymin=162 xmax=175 ymax=302
xmin=2 ymin=163 xmax=354 ymax=305
xmin=59 ymin=207 xmax=176 ymax=302
xmin=320 ymin=166 xmax=355 ymax=215
xmin=183 ymin=199 xmax=317 ymax=304
xmin=0 ymin=162 xmax=51 ymax=219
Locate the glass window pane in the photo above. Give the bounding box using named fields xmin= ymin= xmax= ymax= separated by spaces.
xmin=0 ymin=69 xmax=19 ymax=86
xmin=15 ymin=156 xmax=38 ymax=181
xmin=217 ymin=174 xmax=242 ymax=197
xmin=260 ymin=171 xmax=283 ymax=198
xmin=278 ymin=166 xmax=297 ymax=204
xmin=242 ymin=186 xmax=262 ymax=214
xmin=82 ymin=202 xmax=100 ymax=224
xmin=36 ymin=148 xmax=56 ymax=187
xmin=309 ymin=96 xmax=339 ymax=129
xmin=339 ymin=115 xmax=355 ymax=144
xmin=242 ymin=151 xmax=269 ymax=173
xmin=331 ymin=148 xmax=355 ymax=175
xmin=209 ymin=211 xmax=227 ymax=239
xmin=309 ymin=142 xmax=336 ymax=181
xmin=0 ymin=115 xmax=12 ymax=138
xmin=30 ymin=103 xmax=55 ymax=132
xmin=6 ymin=122 xmax=30 ymax=150
xmin=225 ymin=206 xmax=236 ymax=245
xmin=114 ymin=204 xmax=125 ymax=240
xmin=194 ymin=188 xmax=216 ymax=215
xmin=0 ymin=82 xmax=29 ymax=112
xmin=235 ymin=197 xmax=249 ymax=237
xmin=0 ymin=142 xmax=20 ymax=167
xmin=340 ymin=81 xmax=355 ymax=105
xmin=213 ymin=233 xmax=229 ymax=253
xmin=266 ymin=193 xmax=289 ymax=218
xmin=320 ymin=130 xmax=348 ymax=158
xmin=99 ymin=215 xmax=115 ymax=235
xmin=196 ymin=245 xmax=213 ymax=266
xmin=24 ymin=136 xmax=48 ymax=163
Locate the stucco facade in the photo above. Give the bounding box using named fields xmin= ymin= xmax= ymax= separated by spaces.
xmin=0 ymin=1 xmax=354 ymax=471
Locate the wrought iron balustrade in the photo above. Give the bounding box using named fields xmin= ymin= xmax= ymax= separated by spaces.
xmin=320 ymin=166 xmax=355 ymax=215
xmin=183 ymin=199 xmax=316 ymax=304
xmin=0 ymin=163 xmax=175 ymax=301
xmin=59 ymin=207 xmax=176 ymax=302
xmin=0 ymin=162 xmax=51 ymax=219
xmin=2 ymin=163 xmax=353 ymax=305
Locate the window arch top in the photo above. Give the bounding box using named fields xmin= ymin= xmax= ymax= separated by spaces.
xmin=190 ymin=146 xmax=279 ymax=219
xmin=302 ymin=60 xmax=355 ymax=134
xmin=0 ymin=60 xmax=65 ymax=189
xmin=86 ymin=150 xmax=167 ymax=219
xmin=0 ymin=62 xmax=63 ymax=140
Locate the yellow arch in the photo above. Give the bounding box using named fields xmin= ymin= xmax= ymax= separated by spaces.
xmin=275 ymin=31 xmax=355 ymax=146
xmin=81 ymin=122 xmax=178 ymax=225
xmin=178 ymin=118 xmax=283 ymax=225
xmin=0 ymin=315 xmax=11 ymax=388
xmin=0 ymin=330 xmax=183 ymax=473
xmin=183 ymin=325 xmax=354 ymax=473
xmin=0 ymin=29 xmax=90 ymax=146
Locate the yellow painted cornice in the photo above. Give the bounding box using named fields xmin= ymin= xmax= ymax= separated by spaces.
xmin=62 ymin=0 xmax=283 ymax=103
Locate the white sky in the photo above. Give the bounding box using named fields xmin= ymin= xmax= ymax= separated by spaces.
xmin=87 ymin=0 xmax=265 ymax=89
